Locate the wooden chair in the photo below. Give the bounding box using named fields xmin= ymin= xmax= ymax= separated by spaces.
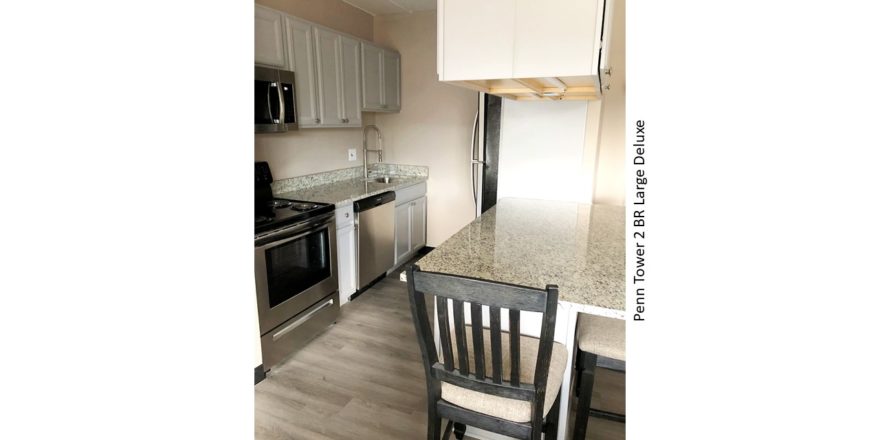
xmin=407 ymin=264 xmax=567 ymax=440
xmin=572 ymin=313 xmax=626 ymax=439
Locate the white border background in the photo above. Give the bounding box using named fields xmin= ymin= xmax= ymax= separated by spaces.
xmin=1 ymin=1 xmax=879 ymax=438
xmin=627 ymin=0 xmax=880 ymax=438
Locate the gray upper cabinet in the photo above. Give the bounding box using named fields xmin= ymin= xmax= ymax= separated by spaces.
xmin=286 ymin=17 xmax=320 ymax=127
xmin=255 ymin=5 xmax=287 ymax=68
xmin=361 ymin=42 xmax=401 ymax=113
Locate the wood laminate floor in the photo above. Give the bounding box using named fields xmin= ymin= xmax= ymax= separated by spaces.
xmin=255 ymin=258 xmax=624 ymax=440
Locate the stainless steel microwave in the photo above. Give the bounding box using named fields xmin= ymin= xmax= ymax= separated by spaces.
xmin=255 ymin=66 xmax=298 ymax=133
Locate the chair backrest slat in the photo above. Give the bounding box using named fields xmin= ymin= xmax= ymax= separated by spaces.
xmin=436 ymin=295 xmax=454 ymax=371
xmin=470 ymin=302 xmax=486 ymax=380
xmin=509 ymin=309 xmax=521 ymax=387
xmin=489 ymin=306 xmax=503 ymax=384
xmin=407 ymin=265 xmax=559 ymax=418
xmin=452 ymin=299 xmax=469 ymax=376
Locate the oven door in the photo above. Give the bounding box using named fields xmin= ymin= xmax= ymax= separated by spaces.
xmin=255 ymin=213 xmax=337 ymax=334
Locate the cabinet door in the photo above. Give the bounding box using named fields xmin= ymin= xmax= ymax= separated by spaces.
xmin=361 ymin=43 xmax=384 ymax=111
xmin=394 ymin=203 xmax=411 ymax=265
xmin=286 ymin=17 xmax=320 ymax=127
xmin=336 ymin=225 xmax=357 ymax=305
xmin=339 ymin=36 xmax=362 ymax=126
xmin=410 ymin=196 xmax=426 ymax=250
xmin=314 ymin=28 xmax=344 ymax=126
xmin=255 ymin=6 xmax=287 ymax=68
xmin=440 ymin=0 xmax=515 ymax=81
xmin=382 ymin=50 xmax=401 ymax=111
xmin=513 ymin=0 xmax=598 ymax=78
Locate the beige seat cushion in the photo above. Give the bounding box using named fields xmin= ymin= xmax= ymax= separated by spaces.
xmin=439 ymin=326 xmax=567 ymax=423
xmin=577 ymin=313 xmax=625 ymax=361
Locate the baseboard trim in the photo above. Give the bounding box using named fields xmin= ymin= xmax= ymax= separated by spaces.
xmin=254 ymin=365 xmax=266 ymax=385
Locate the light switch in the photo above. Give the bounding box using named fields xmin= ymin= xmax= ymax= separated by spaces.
xmin=348 ymin=148 xmax=357 ymax=161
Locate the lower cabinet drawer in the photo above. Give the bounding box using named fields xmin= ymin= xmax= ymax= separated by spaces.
xmin=260 ymin=294 xmax=339 ymax=371
xmin=394 ymin=181 xmax=427 ymax=206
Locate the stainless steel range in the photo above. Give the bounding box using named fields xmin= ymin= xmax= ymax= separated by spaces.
xmin=255 ymin=162 xmax=339 ymax=371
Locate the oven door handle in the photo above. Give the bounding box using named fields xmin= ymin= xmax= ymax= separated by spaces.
xmin=255 ymin=213 xmax=334 ymax=248
xmin=272 ymin=297 xmax=335 ymax=341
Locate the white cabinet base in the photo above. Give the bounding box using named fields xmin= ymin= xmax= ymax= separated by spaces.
xmin=394 ymin=191 xmax=427 ymax=267
xmin=336 ymin=222 xmax=357 ymax=305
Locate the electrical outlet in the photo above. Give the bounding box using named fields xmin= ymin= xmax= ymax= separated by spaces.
xmin=348 ymin=148 xmax=357 ymax=161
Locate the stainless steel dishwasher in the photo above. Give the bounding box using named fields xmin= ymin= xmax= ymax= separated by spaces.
xmin=354 ymin=191 xmax=396 ymax=290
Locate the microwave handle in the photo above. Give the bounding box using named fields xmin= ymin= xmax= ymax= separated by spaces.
xmin=277 ymin=80 xmax=285 ymax=125
xmin=266 ymin=82 xmax=276 ymax=123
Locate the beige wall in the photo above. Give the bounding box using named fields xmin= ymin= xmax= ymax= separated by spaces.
xmin=254 ymin=0 xmax=376 ymax=181
xmin=373 ymin=11 xmax=479 ymax=247
xmin=592 ymin=0 xmax=626 ymax=206
xmin=255 ymin=0 xmax=373 ymax=40
xmin=255 ymin=115 xmax=375 ymax=180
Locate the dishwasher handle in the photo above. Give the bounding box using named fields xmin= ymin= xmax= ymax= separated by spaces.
xmin=354 ymin=191 xmax=396 ymax=212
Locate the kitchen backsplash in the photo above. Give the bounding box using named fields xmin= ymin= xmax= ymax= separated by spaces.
xmin=271 ymin=163 xmax=428 ymax=194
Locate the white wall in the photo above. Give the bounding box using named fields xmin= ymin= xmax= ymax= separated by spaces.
xmin=497 ymin=100 xmax=593 ymax=203
xmin=373 ymin=11 xmax=479 ymax=247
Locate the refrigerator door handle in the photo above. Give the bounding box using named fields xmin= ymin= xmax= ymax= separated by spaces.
xmin=470 ymin=110 xmax=480 ymax=216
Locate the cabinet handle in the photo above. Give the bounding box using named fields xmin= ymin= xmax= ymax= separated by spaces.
xmin=315 ymin=118 xmax=321 ymax=123
xmin=342 ymin=118 xmax=349 ymax=123
xmin=344 ymin=213 xmax=349 ymax=218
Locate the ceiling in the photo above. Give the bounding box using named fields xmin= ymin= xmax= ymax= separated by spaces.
xmin=342 ymin=0 xmax=436 ymax=16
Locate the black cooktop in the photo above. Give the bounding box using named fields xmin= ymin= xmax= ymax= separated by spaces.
xmin=255 ymin=197 xmax=335 ymax=235
xmin=255 ymin=162 xmax=334 ymax=236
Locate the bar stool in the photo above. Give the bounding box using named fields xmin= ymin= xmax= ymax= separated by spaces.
xmin=572 ymin=313 xmax=625 ymax=439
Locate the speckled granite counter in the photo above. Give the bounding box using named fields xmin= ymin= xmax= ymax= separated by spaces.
xmin=276 ymin=175 xmax=426 ymax=206
xmin=417 ymin=198 xmax=624 ymax=318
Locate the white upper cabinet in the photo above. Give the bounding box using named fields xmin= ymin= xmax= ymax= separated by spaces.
xmin=361 ymin=42 xmax=401 ymax=113
xmin=286 ymin=17 xmax=320 ymax=127
xmin=255 ymin=5 xmax=287 ymax=68
xmin=382 ymin=50 xmax=401 ymax=112
xmin=314 ymin=27 xmax=344 ymax=126
xmin=258 ymin=6 xmax=396 ymax=127
xmin=437 ymin=0 xmax=612 ymax=101
xmin=439 ymin=0 xmax=514 ymax=81
xmin=314 ymin=29 xmax=362 ymax=127
xmin=513 ymin=0 xmax=598 ymax=78
xmin=361 ymin=43 xmax=384 ymax=110
xmin=339 ymin=36 xmax=363 ymax=126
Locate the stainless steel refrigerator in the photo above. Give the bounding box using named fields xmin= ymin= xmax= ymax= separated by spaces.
xmin=470 ymin=92 xmax=503 ymax=218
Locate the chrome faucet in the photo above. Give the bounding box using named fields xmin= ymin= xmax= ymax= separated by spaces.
xmin=362 ymin=125 xmax=384 ymax=180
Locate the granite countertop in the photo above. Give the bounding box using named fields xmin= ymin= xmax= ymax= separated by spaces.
xmin=416 ymin=198 xmax=625 ymax=318
xmin=276 ymin=175 xmax=427 ymax=206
